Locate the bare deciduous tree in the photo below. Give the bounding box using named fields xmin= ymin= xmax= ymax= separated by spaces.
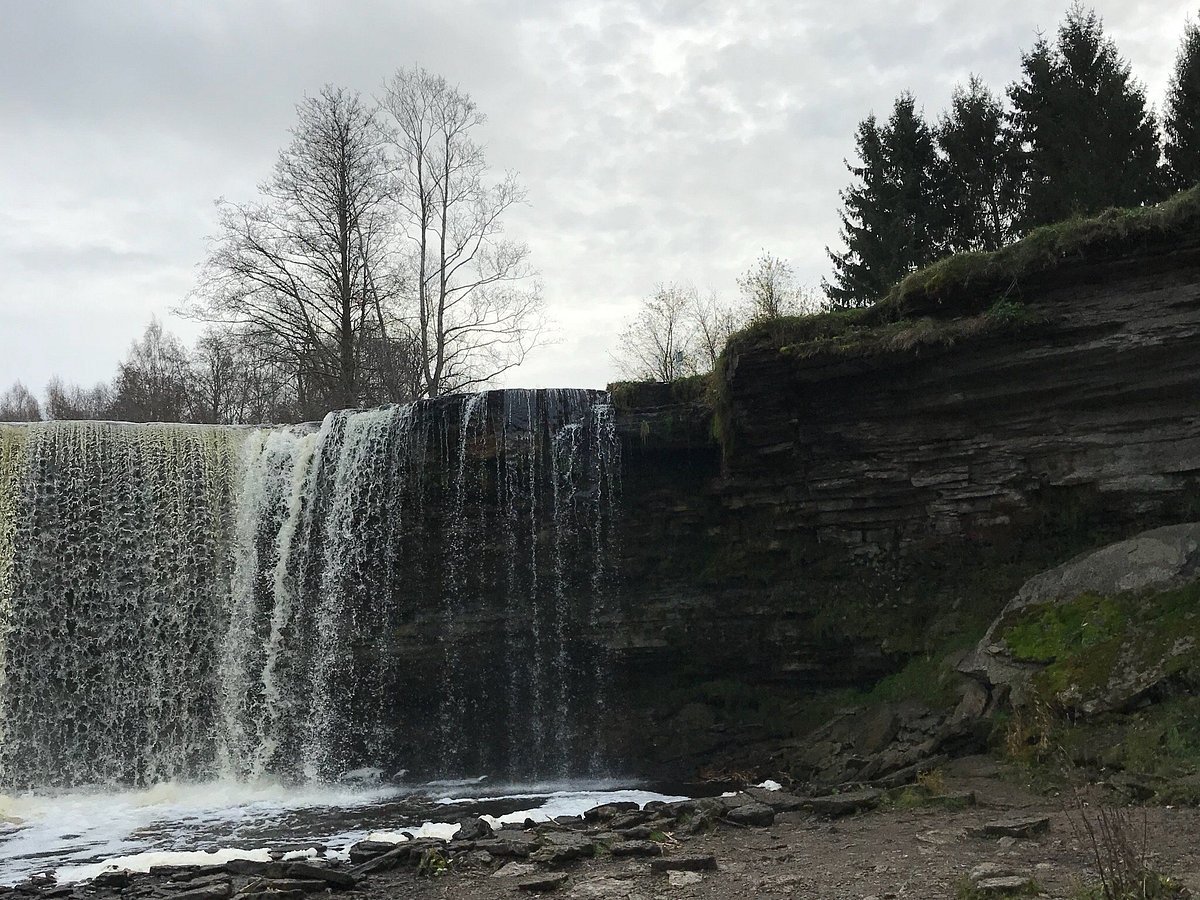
xmin=186 ymin=86 xmax=405 ymax=411
xmin=110 ymin=319 xmax=192 ymax=423
xmin=691 ymin=290 xmax=744 ymax=371
xmin=44 ymin=377 xmax=113 ymax=420
xmin=737 ymin=251 xmax=821 ymax=320
xmin=0 ymin=382 xmax=42 ymax=422
xmin=381 ymin=66 xmax=544 ymax=398
xmin=613 ymin=284 xmax=700 ymax=382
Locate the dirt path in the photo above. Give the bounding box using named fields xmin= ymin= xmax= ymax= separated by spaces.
xmin=357 ymin=760 xmax=1200 ymax=899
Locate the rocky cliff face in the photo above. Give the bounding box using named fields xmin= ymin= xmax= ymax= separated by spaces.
xmin=606 ymin=241 xmax=1200 ymax=776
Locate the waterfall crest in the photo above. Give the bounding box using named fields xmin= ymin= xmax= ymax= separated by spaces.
xmin=0 ymin=390 xmax=619 ymax=790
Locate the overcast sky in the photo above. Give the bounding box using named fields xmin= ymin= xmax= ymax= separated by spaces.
xmin=0 ymin=0 xmax=1193 ymax=393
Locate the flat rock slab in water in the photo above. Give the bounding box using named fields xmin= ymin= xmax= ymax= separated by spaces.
xmin=517 ymin=872 xmax=569 ymax=892
xmin=970 ymin=817 xmax=1051 ymax=839
xmin=649 ymin=854 xmax=718 ymax=873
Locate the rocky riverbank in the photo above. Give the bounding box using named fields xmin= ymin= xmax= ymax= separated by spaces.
xmin=10 ymin=758 xmax=1199 ymax=900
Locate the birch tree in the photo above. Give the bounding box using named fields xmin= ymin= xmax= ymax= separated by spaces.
xmin=381 ymin=67 xmax=544 ymax=398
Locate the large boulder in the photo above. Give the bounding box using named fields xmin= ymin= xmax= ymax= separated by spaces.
xmin=959 ymin=523 xmax=1200 ymax=714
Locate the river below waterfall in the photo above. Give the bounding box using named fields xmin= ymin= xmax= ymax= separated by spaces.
xmin=0 ymin=779 xmax=687 ymax=885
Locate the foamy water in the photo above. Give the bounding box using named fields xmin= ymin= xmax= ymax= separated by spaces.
xmin=0 ymin=780 xmax=686 ymax=885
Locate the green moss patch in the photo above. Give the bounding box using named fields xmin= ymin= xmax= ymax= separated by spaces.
xmin=999 ymin=582 xmax=1200 ymax=706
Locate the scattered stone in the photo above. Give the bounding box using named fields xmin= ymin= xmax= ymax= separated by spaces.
xmin=282 ymin=862 xmax=355 ymax=889
xmin=970 ymin=862 xmax=1023 ymax=883
xmin=802 ymin=790 xmax=882 ymax=817
xmin=650 ymin=855 xmax=718 ymax=873
xmin=530 ymin=834 xmax=595 ymax=866
xmin=742 ymin=786 xmax=806 ymax=812
xmin=224 ymin=861 xmax=286 ymax=879
xmin=347 ymin=840 xmax=398 ymax=865
xmin=614 ymin=825 xmax=654 ymax=840
xmin=92 ymin=871 xmax=134 ymax=889
xmin=169 ymin=874 xmax=232 ymax=892
xmin=455 ymin=817 xmax=494 ymax=842
xmin=609 ymin=840 xmax=662 ymax=858
xmin=584 ymin=803 xmax=640 ymax=822
xmin=683 ymin=810 xmax=715 ymax=835
xmin=667 ymin=871 xmax=702 ymax=888
xmin=492 ymin=862 xmax=538 ymax=879
xmin=172 ymin=884 xmax=232 ymax=900
xmin=606 ymin=811 xmax=653 ymax=830
xmin=971 ymin=817 xmax=1051 ymax=839
xmin=517 ymin=872 xmax=569 ymax=892
xmin=236 ymin=879 xmax=325 ymax=896
xmin=724 ymin=803 xmax=775 ymax=827
xmin=975 ymin=875 xmax=1037 ymax=894
xmin=475 ymin=833 xmax=537 ymax=858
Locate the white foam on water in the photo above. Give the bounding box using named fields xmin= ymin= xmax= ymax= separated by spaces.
xmin=0 ymin=779 xmax=405 ymax=885
xmin=756 ymin=780 xmax=782 ymax=791
xmin=0 ymin=782 xmax=688 ymax=886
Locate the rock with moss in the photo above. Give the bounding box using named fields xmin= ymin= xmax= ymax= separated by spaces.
xmin=960 ymin=523 xmax=1200 ymax=713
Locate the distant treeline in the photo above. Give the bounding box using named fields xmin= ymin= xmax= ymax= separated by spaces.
xmin=0 ymin=320 xmax=317 ymax=425
xmin=1 ymin=67 xmax=545 ymax=425
xmin=824 ymin=4 xmax=1200 ymax=306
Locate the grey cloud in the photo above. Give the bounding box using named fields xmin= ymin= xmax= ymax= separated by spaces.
xmin=1 ymin=0 xmax=1195 ymax=394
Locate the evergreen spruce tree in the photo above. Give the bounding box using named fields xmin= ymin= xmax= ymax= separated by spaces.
xmin=1165 ymin=18 xmax=1200 ymax=190
xmin=824 ymin=93 xmax=945 ymax=308
xmin=1008 ymin=4 xmax=1163 ymax=230
xmin=938 ymin=77 xmax=1020 ymax=252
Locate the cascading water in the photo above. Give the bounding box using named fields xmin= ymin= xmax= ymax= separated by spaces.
xmin=0 ymin=390 xmax=620 ymax=791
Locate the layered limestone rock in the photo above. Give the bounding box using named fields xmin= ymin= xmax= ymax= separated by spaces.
xmin=607 ymin=241 xmax=1200 ymax=775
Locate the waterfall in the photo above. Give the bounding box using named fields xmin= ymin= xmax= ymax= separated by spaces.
xmin=0 ymin=390 xmax=620 ymax=791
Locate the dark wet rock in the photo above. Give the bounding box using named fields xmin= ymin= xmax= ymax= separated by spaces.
xmin=530 ymin=832 xmax=595 ymax=865
xmin=223 ymin=862 xmax=286 ymax=879
xmin=170 ymin=884 xmax=231 ymax=900
xmin=650 ymin=854 xmax=718 ymax=873
xmin=742 ymin=786 xmax=806 ymax=812
xmin=802 ymin=789 xmax=882 ymax=817
xmin=609 ymin=840 xmax=662 ymax=857
xmin=151 ymin=867 xmax=227 ymax=883
xmin=347 ymin=840 xmax=398 ymax=865
xmin=454 ymin=817 xmax=493 ymax=842
xmin=683 ymin=810 xmax=716 ymax=835
xmin=724 ymin=802 xmax=776 ymax=827
xmin=517 ymin=872 xmax=568 ymax=892
xmin=281 ymin=863 xmax=356 ymax=889
xmin=971 ymin=817 xmax=1051 ymax=839
xmin=166 ymin=874 xmax=231 ymax=892
xmin=606 ymin=810 xmax=653 ymax=830
xmin=474 ymin=832 xmax=537 ymax=858
xmin=583 ymin=802 xmax=640 ymax=822
xmin=492 ymin=862 xmax=538 ymax=879
xmin=614 ymin=825 xmax=654 ymax=840
xmin=92 ymin=871 xmax=134 ymax=889
xmin=237 ymin=879 xmax=326 ymax=896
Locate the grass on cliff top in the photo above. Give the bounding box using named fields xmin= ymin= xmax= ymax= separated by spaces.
xmin=885 ymin=185 xmax=1200 ymax=320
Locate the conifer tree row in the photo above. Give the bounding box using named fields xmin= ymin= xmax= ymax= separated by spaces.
xmin=826 ymin=3 xmax=1197 ymax=309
